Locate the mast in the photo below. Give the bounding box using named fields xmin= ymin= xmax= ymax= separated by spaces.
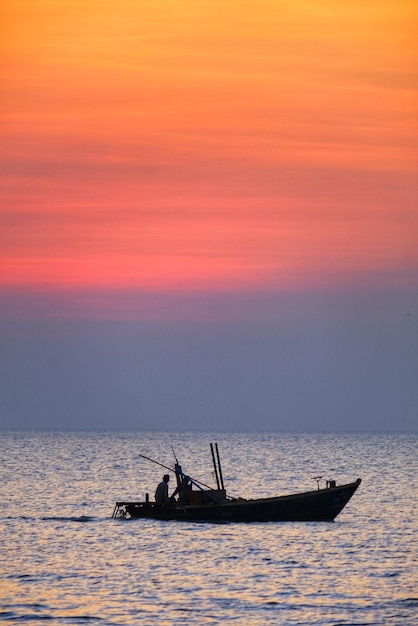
xmin=215 ymin=443 xmax=225 ymax=491
xmin=210 ymin=442 xmax=225 ymax=491
xmin=210 ymin=443 xmax=221 ymax=490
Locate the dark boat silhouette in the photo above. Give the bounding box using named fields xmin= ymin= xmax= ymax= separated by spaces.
xmin=112 ymin=444 xmax=361 ymax=523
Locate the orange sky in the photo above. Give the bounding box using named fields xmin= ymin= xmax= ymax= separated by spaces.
xmin=1 ymin=0 xmax=417 ymax=297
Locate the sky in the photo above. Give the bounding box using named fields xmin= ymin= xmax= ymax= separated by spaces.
xmin=1 ymin=0 xmax=417 ymax=431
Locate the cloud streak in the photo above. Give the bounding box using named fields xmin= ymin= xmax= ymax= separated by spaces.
xmin=1 ymin=0 xmax=417 ymax=302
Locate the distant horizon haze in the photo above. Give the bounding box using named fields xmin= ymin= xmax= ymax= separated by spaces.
xmin=1 ymin=287 xmax=416 ymax=432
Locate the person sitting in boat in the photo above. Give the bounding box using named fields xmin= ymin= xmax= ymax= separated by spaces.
xmin=155 ymin=474 xmax=170 ymax=504
xmin=170 ymin=477 xmax=192 ymax=504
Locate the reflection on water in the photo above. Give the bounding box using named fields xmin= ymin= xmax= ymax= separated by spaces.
xmin=1 ymin=431 xmax=417 ymax=624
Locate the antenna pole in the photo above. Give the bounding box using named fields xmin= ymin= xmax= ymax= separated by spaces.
xmin=171 ymin=445 xmax=178 ymax=464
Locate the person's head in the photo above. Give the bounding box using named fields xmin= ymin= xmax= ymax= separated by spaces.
xmin=163 ymin=474 xmax=170 ymax=483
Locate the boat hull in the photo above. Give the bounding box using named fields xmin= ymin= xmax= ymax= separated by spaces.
xmin=114 ymin=479 xmax=361 ymax=523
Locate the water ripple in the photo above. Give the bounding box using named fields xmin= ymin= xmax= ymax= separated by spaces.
xmin=1 ymin=431 xmax=417 ymax=625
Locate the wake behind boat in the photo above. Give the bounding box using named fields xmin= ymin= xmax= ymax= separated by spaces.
xmin=112 ymin=443 xmax=361 ymax=523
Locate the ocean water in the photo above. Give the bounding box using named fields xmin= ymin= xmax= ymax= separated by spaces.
xmin=1 ymin=431 xmax=417 ymax=625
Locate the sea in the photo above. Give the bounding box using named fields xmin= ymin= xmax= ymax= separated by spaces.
xmin=1 ymin=431 xmax=417 ymax=625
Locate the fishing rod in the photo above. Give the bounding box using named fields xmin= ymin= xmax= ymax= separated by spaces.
xmin=138 ymin=451 xmax=237 ymax=501
xmin=138 ymin=453 xmax=174 ymax=474
xmin=138 ymin=452 xmax=216 ymax=493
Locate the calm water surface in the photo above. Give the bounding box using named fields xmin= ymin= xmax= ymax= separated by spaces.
xmin=1 ymin=431 xmax=417 ymax=625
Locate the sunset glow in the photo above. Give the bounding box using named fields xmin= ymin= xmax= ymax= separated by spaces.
xmin=1 ymin=0 xmax=417 ymax=300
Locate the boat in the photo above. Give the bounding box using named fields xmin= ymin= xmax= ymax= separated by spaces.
xmin=112 ymin=443 xmax=361 ymax=523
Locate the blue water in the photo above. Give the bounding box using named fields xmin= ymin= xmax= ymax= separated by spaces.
xmin=1 ymin=431 xmax=417 ymax=625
